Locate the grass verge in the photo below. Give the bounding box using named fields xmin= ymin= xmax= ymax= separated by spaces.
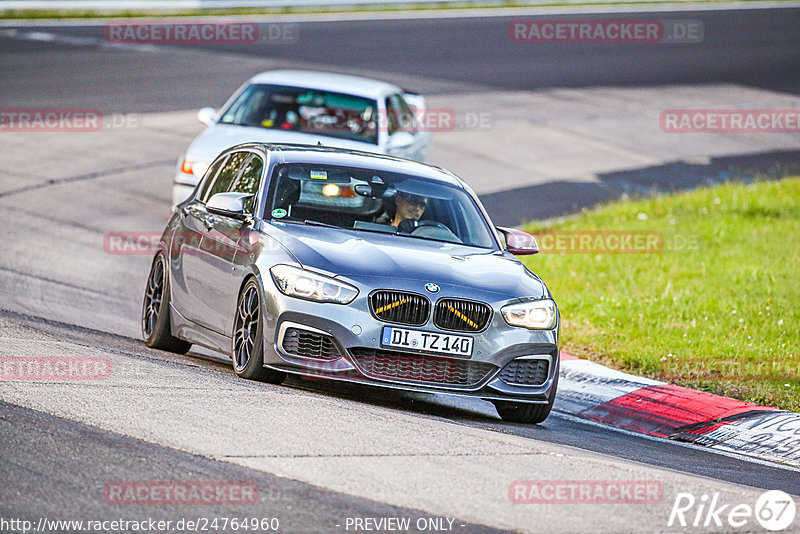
xmin=522 ymin=177 xmax=799 ymax=411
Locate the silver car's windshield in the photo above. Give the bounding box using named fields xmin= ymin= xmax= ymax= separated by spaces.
xmin=219 ymin=84 xmax=379 ymax=145
xmin=266 ymin=164 xmax=497 ymax=249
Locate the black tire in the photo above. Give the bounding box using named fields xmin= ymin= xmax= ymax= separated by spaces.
xmin=142 ymin=253 xmax=191 ymax=354
xmin=232 ymin=278 xmax=286 ymax=384
xmin=493 ymin=369 xmax=559 ymax=424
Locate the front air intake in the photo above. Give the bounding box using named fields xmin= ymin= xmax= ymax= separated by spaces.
xmin=498 ymin=358 xmax=550 ymax=386
xmin=369 ymin=291 xmax=430 ymax=326
xmin=349 ymin=348 xmax=495 ymax=388
xmin=433 ymin=298 xmax=492 ymax=332
xmin=282 ymin=327 xmax=342 ymax=360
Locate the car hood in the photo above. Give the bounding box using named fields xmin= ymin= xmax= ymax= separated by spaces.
xmin=186 ymin=124 xmax=380 ymax=161
xmin=262 ymin=221 xmax=548 ymax=300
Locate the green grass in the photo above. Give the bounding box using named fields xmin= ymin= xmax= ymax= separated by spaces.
xmin=522 ymin=177 xmax=800 ymax=411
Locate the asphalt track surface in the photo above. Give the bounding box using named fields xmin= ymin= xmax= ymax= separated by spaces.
xmin=0 ymin=399 xmax=503 ymax=534
xmin=1 ymin=6 xmax=800 ymax=533
xmin=2 ymin=310 xmax=799 ymax=505
xmin=1 ymin=6 xmax=799 ymax=113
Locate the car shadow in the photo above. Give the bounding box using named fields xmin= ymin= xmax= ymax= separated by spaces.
xmin=284 ymin=375 xmax=502 ymax=424
xmin=184 ymin=348 xmax=502 ymax=423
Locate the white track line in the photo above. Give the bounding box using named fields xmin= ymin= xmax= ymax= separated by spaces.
xmin=1 ymin=1 xmax=799 ymax=27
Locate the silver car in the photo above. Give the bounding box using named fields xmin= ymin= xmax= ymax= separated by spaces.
xmin=143 ymin=144 xmax=560 ymax=423
xmin=173 ymin=70 xmax=431 ymax=207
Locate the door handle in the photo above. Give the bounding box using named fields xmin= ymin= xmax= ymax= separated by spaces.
xmin=202 ymin=216 xmax=214 ymax=230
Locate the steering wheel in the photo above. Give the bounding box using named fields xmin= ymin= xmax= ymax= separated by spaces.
xmin=397 ymin=219 xmax=451 ymax=234
xmin=415 ymin=220 xmax=451 ymax=231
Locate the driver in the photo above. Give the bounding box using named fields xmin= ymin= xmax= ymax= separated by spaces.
xmin=389 ymin=192 xmax=428 ymax=226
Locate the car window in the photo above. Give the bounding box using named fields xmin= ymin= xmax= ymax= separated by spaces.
xmin=201 ymin=151 xmax=250 ymax=203
xmin=385 ymin=97 xmax=399 ymax=135
xmin=385 ymin=94 xmax=416 ymax=135
xmin=266 ymin=163 xmax=497 ymax=249
xmin=219 ymin=84 xmax=380 ymax=145
xmin=228 ymin=154 xmax=264 ymax=214
xmin=195 ymin=155 xmax=228 ymax=203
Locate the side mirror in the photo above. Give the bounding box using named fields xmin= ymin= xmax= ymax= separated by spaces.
xmin=386 ymin=131 xmax=415 ymax=152
xmin=197 ymin=107 xmax=217 ymax=127
xmin=402 ymin=91 xmax=425 ymax=114
xmin=206 ymin=192 xmax=253 ymax=220
xmin=497 ymin=226 xmax=539 ymax=255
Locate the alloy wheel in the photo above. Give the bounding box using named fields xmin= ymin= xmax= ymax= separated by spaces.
xmin=233 ymin=286 xmax=260 ymax=370
xmin=142 ymin=256 xmax=164 ymax=339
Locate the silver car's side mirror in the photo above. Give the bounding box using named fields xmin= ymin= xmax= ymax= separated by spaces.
xmin=497 ymin=226 xmax=539 ymax=255
xmin=386 ymin=131 xmax=415 ymax=151
xmin=206 ymin=192 xmax=253 ymax=220
xmin=197 ymin=107 xmax=217 ymax=127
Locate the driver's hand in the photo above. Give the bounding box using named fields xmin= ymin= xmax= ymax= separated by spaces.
xmin=397 ymin=219 xmax=418 ymax=233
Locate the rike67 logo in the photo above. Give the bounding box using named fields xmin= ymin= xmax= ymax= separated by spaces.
xmin=669 ymin=490 xmax=796 ymax=531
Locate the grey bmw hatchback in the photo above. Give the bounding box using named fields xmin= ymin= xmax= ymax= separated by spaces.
xmin=142 ymin=143 xmax=560 ymax=423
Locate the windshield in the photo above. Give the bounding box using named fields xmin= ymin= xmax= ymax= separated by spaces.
xmin=266 ymin=164 xmax=497 ymax=249
xmin=219 ymin=84 xmax=379 ymax=145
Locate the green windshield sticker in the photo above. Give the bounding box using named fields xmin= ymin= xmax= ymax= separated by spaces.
xmin=296 ymin=92 xmax=314 ymax=104
xmin=310 ymin=170 xmax=328 ymax=180
xmin=271 ymin=208 xmax=287 ymax=218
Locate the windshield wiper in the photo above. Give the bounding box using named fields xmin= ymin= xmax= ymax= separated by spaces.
xmin=277 ymin=217 xmax=341 ymax=229
xmin=302 ymin=219 xmax=340 ymax=229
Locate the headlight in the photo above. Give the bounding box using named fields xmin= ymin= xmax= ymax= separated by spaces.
xmin=191 ymin=161 xmax=209 ymax=179
xmin=270 ymin=265 xmax=358 ymax=304
xmin=180 ymin=159 xmax=209 ymax=180
xmin=501 ymin=299 xmax=557 ymax=330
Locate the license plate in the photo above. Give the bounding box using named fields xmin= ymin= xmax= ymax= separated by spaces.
xmin=381 ymin=327 xmax=473 ymax=357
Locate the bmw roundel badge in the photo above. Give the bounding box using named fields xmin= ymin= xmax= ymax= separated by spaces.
xmin=425 ymin=283 xmax=440 ymax=294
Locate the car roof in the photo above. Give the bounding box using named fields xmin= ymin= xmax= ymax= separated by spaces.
xmin=247 ymin=70 xmax=402 ymax=100
xmin=234 ymin=143 xmax=463 ymax=188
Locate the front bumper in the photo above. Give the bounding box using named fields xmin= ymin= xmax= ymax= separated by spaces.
xmin=260 ymin=282 xmax=559 ymax=404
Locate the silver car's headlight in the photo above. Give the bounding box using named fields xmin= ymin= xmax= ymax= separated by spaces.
xmin=501 ymin=299 xmax=557 ymax=330
xmin=270 ymin=265 xmax=358 ymax=304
